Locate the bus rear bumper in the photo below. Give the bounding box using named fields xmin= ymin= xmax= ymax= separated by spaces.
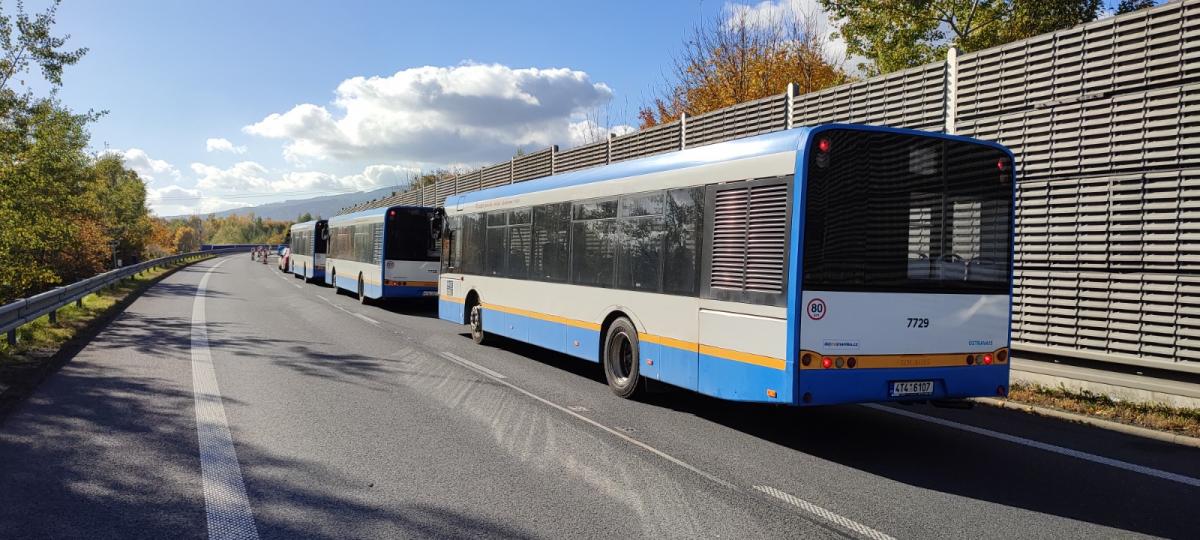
xmin=382 ymin=285 xmax=438 ymax=298
xmin=796 ymin=365 xmax=1009 ymax=406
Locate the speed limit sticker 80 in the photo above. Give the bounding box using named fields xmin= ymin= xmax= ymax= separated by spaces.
xmin=806 ymin=298 xmax=827 ymax=320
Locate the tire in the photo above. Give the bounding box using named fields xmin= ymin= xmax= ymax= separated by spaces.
xmin=469 ymin=302 xmax=489 ymax=345
xmin=357 ymin=276 xmax=369 ymax=304
xmin=603 ymin=318 xmax=642 ymax=399
xmin=331 ymin=271 xmax=340 ymax=296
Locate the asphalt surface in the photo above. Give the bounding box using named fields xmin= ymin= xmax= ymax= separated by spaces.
xmin=1 ymin=254 xmax=1198 ymax=539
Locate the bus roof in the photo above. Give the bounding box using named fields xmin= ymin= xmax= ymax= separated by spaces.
xmin=445 ymin=124 xmax=1012 ymax=208
xmin=447 ymin=127 xmax=813 ymax=208
xmin=289 ymin=219 xmax=326 ymax=231
xmin=329 ymin=205 xmax=434 ymax=225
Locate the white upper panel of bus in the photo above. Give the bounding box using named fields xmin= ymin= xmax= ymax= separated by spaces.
xmin=446 ymin=127 xmax=814 ymax=214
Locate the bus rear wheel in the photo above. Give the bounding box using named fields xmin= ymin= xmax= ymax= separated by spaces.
xmin=358 ymin=276 xmax=369 ymax=304
xmin=603 ymin=318 xmax=642 ymax=399
xmin=469 ymin=303 xmax=489 ymax=345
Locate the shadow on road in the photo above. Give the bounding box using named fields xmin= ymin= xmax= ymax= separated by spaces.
xmin=0 ymin=339 xmax=535 ymax=539
xmin=465 ymin=332 xmax=1200 ymax=539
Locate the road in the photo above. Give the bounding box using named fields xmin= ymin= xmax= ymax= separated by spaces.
xmin=0 ymin=254 xmax=1197 ymax=539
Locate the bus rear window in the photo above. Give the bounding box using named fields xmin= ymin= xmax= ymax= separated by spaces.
xmin=386 ymin=208 xmax=439 ymax=262
xmin=801 ymin=130 xmax=1013 ymax=294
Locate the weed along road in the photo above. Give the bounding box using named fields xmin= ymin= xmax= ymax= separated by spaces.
xmin=0 ymin=254 xmax=1196 ymax=539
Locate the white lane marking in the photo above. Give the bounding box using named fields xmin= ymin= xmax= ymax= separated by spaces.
xmin=192 ymin=259 xmax=260 ymax=540
xmin=754 ymin=485 xmax=896 ymax=540
xmin=438 ymin=350 xmax=735 ymax=490
xmin=353 ymin=312 xmax=380 ymax=325
xmin=441 ymin=352 xmax=506 ymax=379
xmin=863 ymin=403 xmax=1200 ymax=488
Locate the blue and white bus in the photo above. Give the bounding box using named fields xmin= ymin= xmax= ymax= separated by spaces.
xmin=437 ymin=125 xmax=1015 ymax=406
xmin=289 ymin=219 xmax=328 ymax=282
xmin=325 ymin=205 xmax=442 ymax=303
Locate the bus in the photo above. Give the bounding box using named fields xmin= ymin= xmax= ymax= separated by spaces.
xmin=289 ymin=219 xmax=328 ymax=282
xmin=325 ymin=205 xmax=442 ymax=303
xmin=437 ymin=124 xmax=1015 ymax=406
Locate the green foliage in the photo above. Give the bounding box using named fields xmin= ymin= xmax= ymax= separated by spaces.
xmin=296 ymin=212 xmax=314 ymax=223
xmin=0 ymin=1 xmax=154 ymax=304
xmin=156 ymin=214 xmax=293 ymax=249
xmin=820 ymin=0 xmax=1103 ymax=75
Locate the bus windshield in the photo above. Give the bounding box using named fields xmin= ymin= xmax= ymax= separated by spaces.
xmin=386 ymin=208 xmax=439 ymax=262
xmin=801 ymin=130 xmax=1013 ymax=294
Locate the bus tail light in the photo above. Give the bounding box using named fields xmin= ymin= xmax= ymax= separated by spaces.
xmin=983 ymin=354 xmax=993 ymax=365
xmin=802 ymin=353 xmax=812 ymax=366
xmin=817 ymin=138 xmax=832 ymax=153
xmin=966 ymin=355 xmax=975 ymax=365
xmin=997 ymin=349 xmax=1008 ymax=363
xmin=821 ymin=357 xmax=832 ymax=369
xmin=847 ymin=357 xmax=856 ymax=368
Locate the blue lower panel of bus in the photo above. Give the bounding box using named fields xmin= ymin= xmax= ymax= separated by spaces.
xmin=439 ymin=299 xmax=465 ymax=324
xmin=481 ymin=307 xmax=599 ymax=362
xmin=697 ymin=352 xmax=792 ymax=404
xmin=330 ymin=274 xmax=433 ymax=299
xmin=639 ymin=341 xmax=698 ymax=392
xmin=796 ymin=365 xmax=1008 ymax=406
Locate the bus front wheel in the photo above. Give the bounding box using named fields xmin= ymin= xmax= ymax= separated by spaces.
xmin=469 ymin=303 xmax=489 ymax=345
xmin=603 ymin=318 xmax=642 ymax=399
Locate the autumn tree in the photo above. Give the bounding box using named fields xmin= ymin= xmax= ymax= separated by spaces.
xmin=820 ymin=0 xmax=1104 ymax=75
xmin=173 ymin=226 xmax=199 ymax=253
xmin=639 ymin=6 xmax=847 ymax=128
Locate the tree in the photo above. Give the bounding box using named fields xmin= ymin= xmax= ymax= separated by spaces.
xmin=639 ymin=6 xmax=847 ymax=128
xmin=93 ymin=154 xmax=152 ymax=263
xmin=297 ymin=212 xmax=314 ymax=223
xmin=1117 ymin=0 xmax=1157 ymax=13
xmin=820 ymin=0 xmax=1103 ymax=75
xmin=173 ymin=226 xmax=199 ymax=253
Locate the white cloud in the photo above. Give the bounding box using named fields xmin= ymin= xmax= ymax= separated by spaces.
xmin=566 ymin=119 xmax=636 ymax=147
xmin=191 ymin=161 xmax=272 ymax=192
xmin=205 ymin=137 xmax=247 ymax=154
xmin=723 ymin=0 xmax=851 ymax=67
xmin=146 ymin=184 xmax=250 ymax=216
xmin=101 ymin=147 xmax=181 ymax=183
xmin=244 ymin=63 xmax=616 ymax=165
xmin=270 ymin=164 xmax=420 ymax=193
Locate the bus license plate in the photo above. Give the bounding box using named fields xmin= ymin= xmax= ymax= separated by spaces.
xmin=890 ymin=381 xmax=933 ymax=397
xmin=422 ymin=290 xmax=438 ymax=297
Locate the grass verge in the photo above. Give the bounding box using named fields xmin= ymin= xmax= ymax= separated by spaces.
xmin=0 ymin=256 xmax=210 ymax=417
xmin=1006 ymin=382 xmax=1200 ymax=439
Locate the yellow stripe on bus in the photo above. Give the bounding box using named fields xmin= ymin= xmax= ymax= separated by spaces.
xmin=640 ymin=333 xmax=786 ymax=371
xmin=478 ymin=302 xmax=788 ymax=371
xmin=482 ymin=302 xmax=601 ymax=331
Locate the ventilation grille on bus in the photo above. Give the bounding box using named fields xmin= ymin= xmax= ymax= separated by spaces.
xmin=711 ymin=181 xmax=788 ymax=294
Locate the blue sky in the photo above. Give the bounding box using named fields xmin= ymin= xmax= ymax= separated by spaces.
xmin=40 ymin=0 xmax=1132 ymax=215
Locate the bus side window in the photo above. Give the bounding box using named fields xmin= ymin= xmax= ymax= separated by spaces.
xmin=664 ymin=187 xmax=703 ymax=295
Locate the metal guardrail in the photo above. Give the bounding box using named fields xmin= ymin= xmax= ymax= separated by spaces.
xmin=0 ymin=248 xmax=246 ymax=345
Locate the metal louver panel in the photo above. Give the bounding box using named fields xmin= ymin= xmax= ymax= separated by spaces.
xmin=709 ymin=178 xmax=790 ymax=299
xmin=711 ymin=188 xmax=749 ymax=289
xmin=745 ymin=183 xmax=788 ymax=293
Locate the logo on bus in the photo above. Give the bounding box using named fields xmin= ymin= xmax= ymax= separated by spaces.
xmin=807 ymin=298 xmax=827 ymax=320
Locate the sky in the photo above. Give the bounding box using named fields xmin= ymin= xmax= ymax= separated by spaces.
xmin=38 ymin=0 xmax=1130 ymax=216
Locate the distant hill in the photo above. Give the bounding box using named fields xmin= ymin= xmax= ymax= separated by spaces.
xmin=163 ymin=186 xmax=400 ymax=221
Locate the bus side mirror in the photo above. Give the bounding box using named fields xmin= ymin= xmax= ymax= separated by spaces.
xmin=430 ymin=215 xmax=443 ymax=240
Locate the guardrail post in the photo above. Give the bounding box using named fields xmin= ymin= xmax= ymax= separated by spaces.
xmin=6 ymin=329 xmax=15 ymax=346
xmin=48 ymin=309 xmax=57 ymax=325
xmin=76 ymin=298 xmax=83 ymax=308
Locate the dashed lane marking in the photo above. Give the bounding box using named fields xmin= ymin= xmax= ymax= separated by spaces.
xmin=863 ymin=403 xmax=1200 ymax=489
xmin=192 ymin=259 xmax=259 ymax=540
xmin=353 ymin=312 xmax=380 ymax=325
xmin=440 ymin=352 xmax=506 ymax=379
xmin=438 ymin=350 xmax=735 ymax=490
xmin=754 ymin=485 xmax=896 ymax=540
